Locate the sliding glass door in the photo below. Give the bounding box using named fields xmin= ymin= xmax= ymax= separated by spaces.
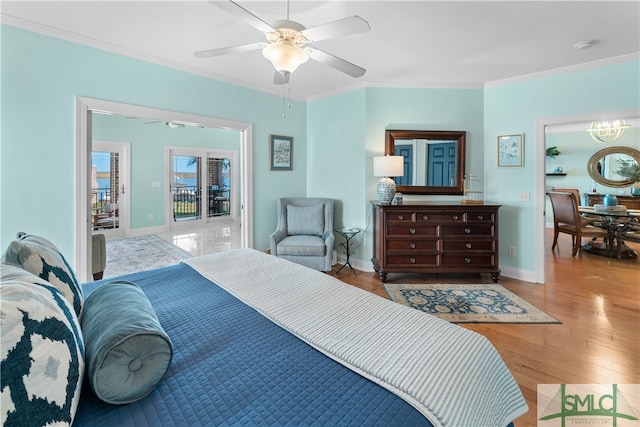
xmin=169 ymin=148 xmax=237 ymax=228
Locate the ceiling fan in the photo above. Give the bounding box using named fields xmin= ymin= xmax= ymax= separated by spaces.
xmin=195 ymin=0 xmax=370 ymax=84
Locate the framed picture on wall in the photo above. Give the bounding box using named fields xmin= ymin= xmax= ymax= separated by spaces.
xmin=497 ymin=134 xmax=524 ymax=167
xmin=270 ymin=135 xmax=293 ymax=171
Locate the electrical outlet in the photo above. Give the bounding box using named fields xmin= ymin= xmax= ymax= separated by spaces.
xmin=517 ymin=192 xmax=530 ymax=202
xmin=148 ymin=213 xmax=154 ymax=221
xmin=508 ymin=245 xmax=516 ymax=256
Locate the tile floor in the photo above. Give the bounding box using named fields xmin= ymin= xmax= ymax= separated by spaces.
xmin=155 ymin=220 xmax=243 ymax=257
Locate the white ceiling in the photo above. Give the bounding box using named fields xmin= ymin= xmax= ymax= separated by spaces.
xmin=2 ymin=1 xmax=639 ymax=101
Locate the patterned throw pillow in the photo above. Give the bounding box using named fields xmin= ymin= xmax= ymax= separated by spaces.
xmin=0 ymin=267 xmax=85 ymax=427
xmin=2 ymin=232 xmax=83 ymax=317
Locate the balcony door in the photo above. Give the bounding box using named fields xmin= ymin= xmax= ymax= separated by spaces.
xmin=168 ymin=147 xmax=238 ymax=228
xmin=91 ymin=141 xmax=129 ymax=237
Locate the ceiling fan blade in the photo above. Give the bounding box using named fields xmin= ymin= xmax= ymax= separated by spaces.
xmin=308 ymin=48 xmax=366 ymax=78
xmin=301 ymin=16 xmax=370 ymax=42
xmin=273 ymin=71 xmax=290 ymax=85
xmin=208 ymin=0 xmax=275 ymax=34
xmin=195 ymin=42 xmax=265 ymax=58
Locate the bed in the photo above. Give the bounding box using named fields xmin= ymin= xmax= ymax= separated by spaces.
xmin=1 ymin=238 xmax=527 ymax=427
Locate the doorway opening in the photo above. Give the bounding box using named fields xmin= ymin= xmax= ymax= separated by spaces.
xmin=76 ymin=97 xmax=253 ymax=282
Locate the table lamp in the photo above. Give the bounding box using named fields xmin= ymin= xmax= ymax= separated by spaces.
xmin=373 ymin=155 xmax=404 ymax=204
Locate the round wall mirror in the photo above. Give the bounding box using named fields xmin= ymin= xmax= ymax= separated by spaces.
xmin=587 ymin=146 xmax=640 ymax=188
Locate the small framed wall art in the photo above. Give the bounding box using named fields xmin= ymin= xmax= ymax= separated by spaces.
xmin=270 ymin=134 xmax=293 ymax=171
xmin=497 ymin=134 xmax=524 ymax=168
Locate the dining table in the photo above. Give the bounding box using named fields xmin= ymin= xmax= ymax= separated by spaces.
xmin=578 ymin=206 xmax=640 ymax=260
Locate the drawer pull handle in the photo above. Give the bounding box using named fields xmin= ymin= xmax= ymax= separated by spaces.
xmin=409 ymin=228 xmax=416 ymax=235
xmin=409 ymin=242 xmax=416 ymax=249
xmin=409 ymin=257 xmax=416 ymax=264
xmin=464 ymin=228 xmax=471 ymax=234
xmin=453 ymin=215 xmax=459 ymax=220
xmin=478 ymin=215 xmax=484 ymax=220
xmin=464 ymin=257 xmax=471 ymax=264
xmin=422 ymin=215 xmax=429 ymax=220
xmin=465 ymin=243 xmax=472 ymax=249
xmin=398 ymin=215 xmax=404 ymax=220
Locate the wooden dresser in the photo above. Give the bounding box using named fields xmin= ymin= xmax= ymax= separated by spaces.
xmin=584 ymin=194 xmax=640 ymax=210
xmin=371 ymin=201 xmax=501 ymax=282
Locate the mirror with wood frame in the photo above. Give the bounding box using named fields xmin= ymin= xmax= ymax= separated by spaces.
xmin=385 ymin=130 xmax=466 ymax=195
xmin=587 ymin=146 xmax=640 ymax=188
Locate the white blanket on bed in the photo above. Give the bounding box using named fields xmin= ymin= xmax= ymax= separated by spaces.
xmin=184 ymin=249 xmax=528 ymax=427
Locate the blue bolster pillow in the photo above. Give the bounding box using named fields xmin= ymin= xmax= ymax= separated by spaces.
xmin=81 ymin=281 xmax=173 ymax=404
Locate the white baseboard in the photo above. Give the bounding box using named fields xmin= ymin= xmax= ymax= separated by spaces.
xmin=335 ymin=255 xmax=375 ymax=272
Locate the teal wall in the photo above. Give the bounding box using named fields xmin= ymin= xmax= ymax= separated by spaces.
xmin=307 ymin=87 xmax=485 ymax=262
xmin=2 ymin=24 xmax=639 ymax=280
xmin=484 ymin=61 xmax=640 ymax=276
xmin=306 ymin=89 xmax=367 ymax=257
xmin=1 ymin=24 xmax=307 ymax=263
xmin=92 ymin=114 xmax=241 ymax=228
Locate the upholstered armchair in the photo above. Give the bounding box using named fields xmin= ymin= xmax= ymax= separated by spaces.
xmin=92 ymin=233 xmax=106 ymax=280
xmin=269 ymin=198 xmax=335 ymax=271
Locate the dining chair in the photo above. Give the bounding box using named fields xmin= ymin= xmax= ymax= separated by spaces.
xmin=547 ymin=190 xmax=608 ymax=256
xmin=552 ymin=188 xmax=583 ymax=206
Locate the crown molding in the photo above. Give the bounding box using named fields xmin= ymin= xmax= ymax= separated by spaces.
xmin=4 ymin=14 xmax=638 ymax=103
xmin=484 ymin=53 xmax=640 ymax=88
xmin=1 ymin=14 xmax=299 ymax=101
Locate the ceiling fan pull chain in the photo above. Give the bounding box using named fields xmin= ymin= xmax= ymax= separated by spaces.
xmin=282 ymin=83 xmax=286 ymax=119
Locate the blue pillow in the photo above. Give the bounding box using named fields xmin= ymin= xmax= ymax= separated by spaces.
xmin=287 ymin=204 xmax=325 ymax=236
xmin=81 ymin=281 xmax=173 ymax=404
xmin=2 ymin=232 xmax=83 ymax=317
xmin=0 ymin=266 xmax=85 ymax=427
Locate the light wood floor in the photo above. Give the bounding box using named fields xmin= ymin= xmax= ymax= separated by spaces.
xmin=328 ymin=230 xmax=640 ymax=427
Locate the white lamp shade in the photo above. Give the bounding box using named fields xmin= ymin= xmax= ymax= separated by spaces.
xmin=263 ymin=43 xmax=309 ymax=73
xmin=373 ymin=156 xmax=404 ymax=177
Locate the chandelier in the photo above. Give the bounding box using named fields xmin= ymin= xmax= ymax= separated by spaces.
xmin=586 ymin=119 xmax=630 ymax=143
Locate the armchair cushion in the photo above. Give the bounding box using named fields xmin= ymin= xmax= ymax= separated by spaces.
xmin=277 ymin=235 xmax=327 ymax=257
xmin=286 ymin=204 xmax=324 ymax=236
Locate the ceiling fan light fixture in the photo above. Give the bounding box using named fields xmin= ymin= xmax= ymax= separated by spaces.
xmin=262 ymin=42 xmax=309 ymax=74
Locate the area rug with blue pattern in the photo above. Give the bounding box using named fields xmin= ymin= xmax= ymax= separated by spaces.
xmin=104 ymin=234 xmax=192 ymax=279
xmin=383 ymin=283 xmax=561 ymax=324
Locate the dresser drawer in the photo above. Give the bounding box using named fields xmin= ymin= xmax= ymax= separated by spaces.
xmin=466 ymin=212 xmax=495 ymax=222
xmin=415 ymin=212 xmax=465 ymax=223
xmin=386 ymin=225 xmax=437 ymax=237
xmin=442 ymin=240 xmax=495 ymax=251
xmin=385 ymin=211 xmax=466 ymax=223
xmin=387 ymin=239 xmax=438 ymax=251
xmin=441 ymin=253 xmax=495 ymax=267
xmin=440 ymin=224 xmax=494 ymax=237
xmin=386 ymin=254 xmax=438 ymax=267
xmin=385 ymin=211 xmax=416 ymax=223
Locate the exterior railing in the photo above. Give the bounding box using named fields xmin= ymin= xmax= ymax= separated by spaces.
xmin=173 ymin=185 xmax=201 ymax=219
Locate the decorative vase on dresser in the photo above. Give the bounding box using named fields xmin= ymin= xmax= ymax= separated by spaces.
xmin=371 ymin=201 xmax=501 ymax=283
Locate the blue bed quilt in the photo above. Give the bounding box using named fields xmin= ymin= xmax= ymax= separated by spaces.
xmin=74 ymin=263 xmax=434 ymax=426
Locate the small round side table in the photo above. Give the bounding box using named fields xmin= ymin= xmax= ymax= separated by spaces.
xmin=335 ymin=227 xmax=361 ymax=275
